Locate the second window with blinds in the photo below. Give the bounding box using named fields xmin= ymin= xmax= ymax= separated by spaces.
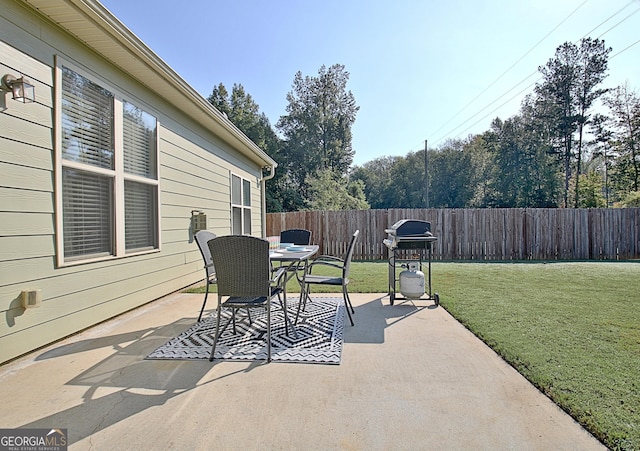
xmin=231 ymin=174 xmax=251 ymax=235
xmin=57 ymin=61 xmax=159 ymax=264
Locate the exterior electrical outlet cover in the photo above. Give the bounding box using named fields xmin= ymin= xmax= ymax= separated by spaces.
xmin=21 ymin=290 xmax=42 ymax=309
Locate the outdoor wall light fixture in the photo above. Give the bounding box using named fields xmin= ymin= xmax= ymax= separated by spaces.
xmin=191 ymin=210 xmax=207 ymax=233
xmin=1 ymin=74 xmax=35 ymax=103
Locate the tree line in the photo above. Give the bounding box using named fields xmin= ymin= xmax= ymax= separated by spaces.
xmin=208 ymin=38 xmax=640 ymax=212
xmin=208 ymin=64 xmax=367 ymax=212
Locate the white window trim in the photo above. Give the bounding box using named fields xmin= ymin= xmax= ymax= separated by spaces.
xmin=54 ymin=57 xmax=161 ymax=267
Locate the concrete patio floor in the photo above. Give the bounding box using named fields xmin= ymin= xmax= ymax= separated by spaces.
xmin=0 ymin=292 xmax=604 ymax=450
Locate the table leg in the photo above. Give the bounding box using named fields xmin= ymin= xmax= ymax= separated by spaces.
xmin=280 ymin=265 xmax=298 ymax=338
xmin=294 ymin=259 xmax=312 ymax=324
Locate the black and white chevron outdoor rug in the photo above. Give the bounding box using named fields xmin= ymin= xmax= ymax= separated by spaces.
xmin=146 ymin=297 xmax=344 ymax=364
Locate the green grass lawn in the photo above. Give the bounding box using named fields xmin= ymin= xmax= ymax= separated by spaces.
xmin=186 ymin=260 xmax=640 ymax=449
xmin=434 ymin=261 xmax=640 ymax=451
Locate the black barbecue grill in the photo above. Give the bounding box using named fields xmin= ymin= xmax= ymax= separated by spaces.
xmin=384 ymin=219 xmax=439 ymax=305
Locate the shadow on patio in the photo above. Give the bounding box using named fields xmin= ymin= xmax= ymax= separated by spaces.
xmin=0 ymin=292 xmax=603 ymax=450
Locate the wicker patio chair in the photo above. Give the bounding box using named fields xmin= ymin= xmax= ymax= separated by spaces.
xmin=277 ymin=228 xmax=313 ymax=278
xmin=194 ymin=230 xmax=217 ymax=321
xmin=207 ymin=235 xmax=286 ymax=362
xmin=280 ymin=229 xmax=312 ymax=246
xmin=300 ymin=229 xmax=359 ymax=326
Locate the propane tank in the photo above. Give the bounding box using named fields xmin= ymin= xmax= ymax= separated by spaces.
xmin=399 ymin=262 xmax=425 ymax=299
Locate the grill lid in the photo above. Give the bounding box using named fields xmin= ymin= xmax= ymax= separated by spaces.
xmin=385 ymin=219 xmax=432 ymax=237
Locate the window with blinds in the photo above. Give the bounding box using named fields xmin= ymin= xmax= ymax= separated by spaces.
xmin=58 ymin=62 xmax=159 ymax=263
xmin=61 ymin=68 xmax=114 ymax=170
xmin=123 ymin=101 xmax=158 ymax=252
xmin=62 ymin=168 xmax=113 ymax=258
xmin=125 ymin=181 xmax=157 ymax=251
xmin=231 ymin=174 xmax=251 ymax=235
xmin=123 ymin=101 xmax=157 ymax=179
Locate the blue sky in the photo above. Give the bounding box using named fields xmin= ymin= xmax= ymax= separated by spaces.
xmin=100 ymin=0 xmax=640 ymax=166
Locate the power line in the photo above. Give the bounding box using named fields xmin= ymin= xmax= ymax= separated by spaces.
xmin=449 ymin=24 xmax=640 ymax=142
xmin=581 ymin=0 xmax=637 ymax=38
xmin=431 ymin=0 xmax=640 ymax=146
xmin=432 ymin=71 xmax=539 ymax=142
xmin=611 ymin=36 xmax=640 ymax=58
xmin=594 ymin=3 xmax=640 ymax=39
xmin=428 ymin=0 xmax=588 ymax=140
xmin=450 ymin=79 xmax=541 ymax=142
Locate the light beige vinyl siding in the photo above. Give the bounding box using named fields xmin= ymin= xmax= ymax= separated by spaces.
xmin=1 ymin=186 xmax=52 ymax=212
xmin=159 ymin=128 xmax=261 ymax=235
xmin=0 ymin=2 xmax=268 ymax=363
xmin=1 ymin=36 xmax=58 ymax=362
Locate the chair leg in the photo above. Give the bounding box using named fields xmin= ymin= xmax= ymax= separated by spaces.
xmin=305 ymin=283 xmax=314 ymax=305
xmin=266 ymin=304 xmax=272 ymax=362
xmin=343 ymin=286 xmax=355 ymax=326
xmin=232 ymin=308 xmax=237 ymax=334
xmin=345 ymin=287 xmax=355 ymax=314
xmin=209 ymin=305 xmax=223 ymax=361
xmin=198 ymin=283 xmax=210 ymax=322
xmin=199 ymin=283 xmax=247 ymax=325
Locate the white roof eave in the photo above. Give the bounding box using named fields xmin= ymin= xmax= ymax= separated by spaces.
xmin=20 ymin=0 xmax=276 ymax=170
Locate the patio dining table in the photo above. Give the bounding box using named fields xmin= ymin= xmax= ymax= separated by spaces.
xmin=270 ymin=245 xmax=319 ymax=336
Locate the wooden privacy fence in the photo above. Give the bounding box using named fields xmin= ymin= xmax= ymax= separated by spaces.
xmin=266 ymin=208 xmax=640 ymax=261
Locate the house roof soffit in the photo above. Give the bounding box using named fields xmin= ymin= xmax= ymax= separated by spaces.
xmin=19 ymin=0 xmax=276 ymax=169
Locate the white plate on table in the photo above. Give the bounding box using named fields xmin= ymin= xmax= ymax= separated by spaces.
xmin=285 ymin=246 xmax=309 ymax=252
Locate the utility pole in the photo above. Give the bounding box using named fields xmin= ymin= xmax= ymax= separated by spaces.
xmin=424 ymin=139 xmax=429 ymax=208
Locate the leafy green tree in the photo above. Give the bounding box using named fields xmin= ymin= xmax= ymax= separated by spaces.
xmin=536 ymin=43 xmax=577 ymax=206
xmin=208 ymin=83 xmax=279 ymax=154
xmin=465 ymin=134 xmax=497 ymax=207
xmin=485 ymin=105 xmax=562 ymax=207
xmin=535 ymin=38 xmax=611 ymax=207
xmin=345 ymin=178 xmax=369 ymax=209
xmin=390 ymin=151 xmax=429 ymax=207
xmin=603 ymin=82 xmax=640 ymax=196
xmin=354 ymin=140 xmax=485 ymax=209
xmin=572 ymin=38 xmax=611 ymax=206
xmin=429 ymin=139 xmax=477 ymax=208
xmin=351 ymin=156 xmax=400 ymax=209
xmin=575 ymin=171 xmax=606 ymax=207
xmin=208 ymin=83 xmax=293 ymax=211
xmin=208 ymin=83 xmax=230 ymax=111
xmin=615 ymin=191 xmax=640 ymax=207
xmin=352 ymin=151 xmax=429 ymax=209
xmin=306 ymin=169 xmax=369 ymax=210
xmin=277 ymin=64 xmax=359 ymax=206
xmin=589 ymin=113 xmax=615 ymax=206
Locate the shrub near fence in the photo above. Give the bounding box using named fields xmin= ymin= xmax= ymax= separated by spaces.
xmin=266 ymin=208 xmax=640 ymax=261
